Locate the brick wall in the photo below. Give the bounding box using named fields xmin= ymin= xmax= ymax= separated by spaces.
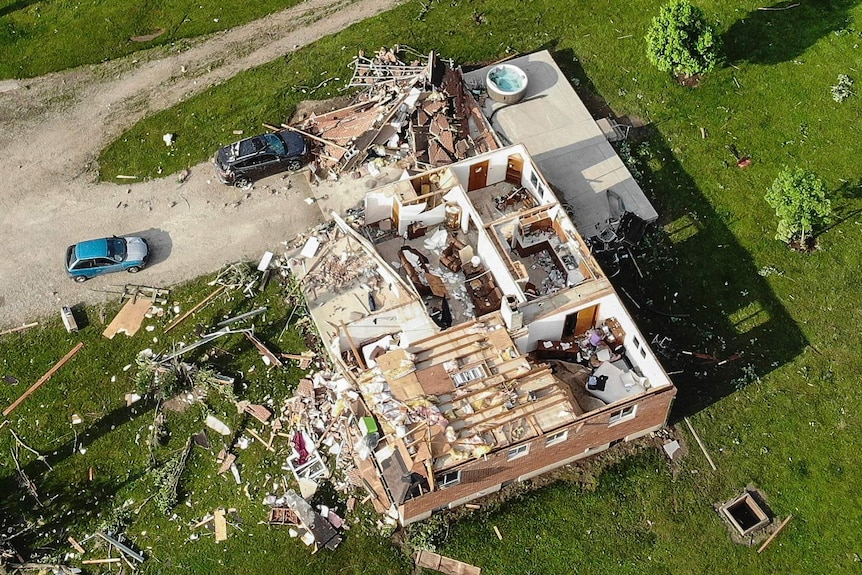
xmin=399 ymin=385 xmax=676 ymax=523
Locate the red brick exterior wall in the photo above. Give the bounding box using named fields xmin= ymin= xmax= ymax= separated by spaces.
xmin=399 ymin=385 xmax=676 ymax=523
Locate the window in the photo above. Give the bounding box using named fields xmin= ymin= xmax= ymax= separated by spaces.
xmin=507 ymin=444 xmax=530 ymax=461
xmin=609 ymin=405 xmax=637 ymax=425
xmin=452 ymin=365 xmax=486 ymax=387
xmin=632 ymin=336 xmax=641 ymax=349
xmin=529 ymin=171 xmax=539 ymax=189
xmin=438 ymin=470 xmax=461 ymax=488
xmin=545 ymin=430 xmax=568 ymax=447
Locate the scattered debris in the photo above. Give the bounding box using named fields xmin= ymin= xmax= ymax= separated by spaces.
xmin=3 ymin=342 xmax=84 ymax=416
xmin=56 ymin=306 xmax=77 ymax=332
xmin=492 ymin=525 xmax=503 ymax=541
xmin=95 ymin=531 xmax=145 ymax=564
xmin=205 ymin=415 xmax=231 ymax=436
xmin=130 ymin=28 xmax=165 ymax=42
xmin=662 ymin=439 xmax=681 ymax=460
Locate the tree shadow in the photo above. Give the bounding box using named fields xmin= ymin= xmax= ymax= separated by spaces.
xmin=0 ymin=399 xmax=158 ymax=555
xmin=553 ymin=49 xmax=809 ymax=419
xmin=724 ymin=0 xmax=860 ymax=65
xmin=0 ymin=0 xmax=40 ymax=18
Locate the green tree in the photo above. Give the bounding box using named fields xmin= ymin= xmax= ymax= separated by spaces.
xmin=645 ymin=0 xmax=722 ymax=78
xmin=765 ymin=167 xmax=832 ymax=245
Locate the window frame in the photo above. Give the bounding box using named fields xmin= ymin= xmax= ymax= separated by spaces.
xmin=451 ymin=365 xmax=486 ymax=387
xmin=545 ymin=430 xmax=569 ymax=447
xmin=609 ymin=405 xmax=637 ymax=425
xmin=507 ymin=443 xmax=530 ymax=461
xmin=438 ymin=470 xmax=461 ymax=488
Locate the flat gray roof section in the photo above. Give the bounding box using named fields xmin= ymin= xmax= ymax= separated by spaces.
xmin=463 ymin=50 xmax=658 ymax=236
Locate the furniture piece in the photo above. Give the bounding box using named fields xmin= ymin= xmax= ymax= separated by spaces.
xmin=586 ymin=361 xmax=647 ymax=404
xmin=439 ymin=237 xmax=467 ymax=272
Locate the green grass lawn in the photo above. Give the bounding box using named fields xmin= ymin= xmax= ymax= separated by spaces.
xmin=0 ymin=272 xmax=410 ymax=574
xmin=6 ymin=0 xmax=862 ymax=574
xmin=0 ymin=0 xmax=304 ymax=79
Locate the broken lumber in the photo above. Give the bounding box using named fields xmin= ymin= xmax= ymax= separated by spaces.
xmin=684 ymin=417 xmax=717 ymax=471
xmin=68 ymin=536 xmax=85 ymax=554
xmin=245 ymin=332 xmax=283 ymax=367
xmin=214 ymin=509 xmax=228 ymax=542
xmin=415 ymin=549 xmax=481 ymax=575
xmin=758 ymin=515 xmax=793 ymax=553
xmin=493 ymin=525 xmax=503 ymax=540
xmin=274 ymin=123 xmax=351 ymax=152
xmin=280 ymin=351 xmax=315 ymax=370
xmin=0 ymin=321 xmax=38 ymax=336
xmin=3 ymin=342 xmax=84 ymax=416
xmin=164 ymin=285 xmax=226 ymax=333
xmin=82 ymin=558 xmax=121 ymax=565
xmin=247 ymin=428 xmax=276 ymax=453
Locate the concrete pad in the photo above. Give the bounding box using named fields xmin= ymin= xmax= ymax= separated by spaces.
xmin=464 ymin=51 xmax=658 ymax=235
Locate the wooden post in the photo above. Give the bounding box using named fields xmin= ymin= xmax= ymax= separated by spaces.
xmin=3 ymin=342 xmax=84 ymax=416
xmin=684 ymin=417 xmax=717 ymax=471
xmin=164 ymin=285 xmax=225 ymax=333
xmin=758 ymin=515 xmax=793 ymax=553
xmin=0 ymin=322 xmax=38 ymax=336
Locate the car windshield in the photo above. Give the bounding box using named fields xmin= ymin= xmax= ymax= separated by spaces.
xmin=107 ymin=238 xmax=127 ymax=262
xmin=263 ymin=133 xmax=286 ymax=156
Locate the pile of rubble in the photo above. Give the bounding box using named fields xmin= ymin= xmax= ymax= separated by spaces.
xmin=295 ymin=46 xmax=499 ymax=179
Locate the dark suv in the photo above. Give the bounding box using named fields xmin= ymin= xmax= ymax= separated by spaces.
xmin=214 ymin=130 xmax=308 ymax=186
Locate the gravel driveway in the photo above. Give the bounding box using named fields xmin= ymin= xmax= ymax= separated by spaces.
xmin=0 ymin=0 xmax=402 ymax=327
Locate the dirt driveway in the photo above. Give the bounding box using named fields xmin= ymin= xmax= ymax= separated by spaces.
xmin=0 ymin=0 xmax=402 ymax=327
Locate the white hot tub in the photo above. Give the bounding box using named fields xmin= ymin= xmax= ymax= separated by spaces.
xmin=486 ymin=64 xmax=528 ymax=104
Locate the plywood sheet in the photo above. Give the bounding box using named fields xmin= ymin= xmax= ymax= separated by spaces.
xmin=102 ymin=298 xmax=152 ymax=338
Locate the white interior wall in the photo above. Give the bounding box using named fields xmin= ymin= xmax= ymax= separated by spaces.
xmin=476 ymin=229 xmax=521 ymax=298
xmin=397 ymin=203 xmax=427 ymax=235
xmin=365 ymin=192 xmax=394 ymax=224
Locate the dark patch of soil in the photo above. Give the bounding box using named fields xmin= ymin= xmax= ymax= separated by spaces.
xmin=675 ymin=73 xmax=701 ymax=87
xmin=789 ymin=235 xmax=819 ymax=253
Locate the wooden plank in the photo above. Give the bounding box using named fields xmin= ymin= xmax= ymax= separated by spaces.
xmin=416 ymin=550 xmax=481 ymax=575
xmin=493 ymin=526 xmax=503 ymax=540
xmin=67 ymin=536 xmax=85 ymax=554
xmin=164 ymin=285 xmax=226 ymax=333
xmin=102 ymin=298 xmax=152 ymax=338
xmin=244 ymin=333 xmax=284 ymax=367
xmin=214 ymin=509 xmax=227 ymax=542
xmin=3 ymin=342 xmax=84 ymax=416
xmin=0 ymin=322 xmax=38 ymax=336
xmin=82 ymin=558 xmax=121 ymax=565
xmin=758 ymin=515 xmax=793 ymax=553
xmin=684 ymin=417 xmax=717 ymax=471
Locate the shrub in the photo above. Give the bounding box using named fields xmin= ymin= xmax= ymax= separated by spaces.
xmin=645 ymin=0 xmax=722 ymax=77
xmin=831 ymin=74 xmax=854 ymax=103
xmin=765 ymin=167 xmax=832 ymax=245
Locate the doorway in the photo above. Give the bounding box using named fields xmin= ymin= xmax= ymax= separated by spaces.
xmin=562 ymin=304 xmax=598 ymax=339
xmin=468 ymin=160 xmax=489 ymax=191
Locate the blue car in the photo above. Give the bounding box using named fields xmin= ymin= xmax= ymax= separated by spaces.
xmin=66 ymin=236 xmax=150 ymax=282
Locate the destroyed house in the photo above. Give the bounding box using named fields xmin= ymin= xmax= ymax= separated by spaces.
xmin=289 ymin=144 xmax=675 ymax=525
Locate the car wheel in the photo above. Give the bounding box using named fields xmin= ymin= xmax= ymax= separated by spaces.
xmin=127 ymin=266 xmax=140 ymax=274
xmin=235 ymin=178 xmax=252 ymax=189
xmin=287 ymin=160 xmax=303 ymax=172
xmin=74 ymin=275 xmax=88 ymax=283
